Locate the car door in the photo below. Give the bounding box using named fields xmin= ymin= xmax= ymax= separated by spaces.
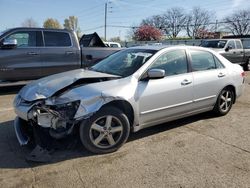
xmin=222 ymin=40 xmax=238 ymax=63
xmin=40 ymin=31 xmax=80 ymax=77
xmin=234 ymin=40 xmax=244 ymax=64
xmin=189 ymin=49 xmax=228 ymax=110
xmin=0 ymin=30 xmax=43 ymax=81
xmin=137 ymin=49 xmax=194 ymax=126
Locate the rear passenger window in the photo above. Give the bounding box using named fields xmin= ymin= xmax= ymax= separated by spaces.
xmin=43 ymin=31 xmax=71 ymax=47
xmin=213 ymin=56 xmax=225 ymax=69
xmin=190 ymin=50 xmax=217 ymax=71
xmin=150 ymin=50 xmax=188 ymax=76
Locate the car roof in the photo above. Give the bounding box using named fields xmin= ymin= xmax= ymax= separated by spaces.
xmin=129 ymin=45 xmax=172 ymax=51
xmin=6 ymin=27 xmax=72 ymax=33
xmin=128 ymin=45 xmax=213 ymax=52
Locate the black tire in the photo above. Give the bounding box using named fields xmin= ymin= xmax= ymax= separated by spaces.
xmin=79 ymin=106 xmax=130 ymax=154
xmin=243 ymin=61 xmax=249 ymax=71
xmin=213 ymin=87 xmax=234 ymax=116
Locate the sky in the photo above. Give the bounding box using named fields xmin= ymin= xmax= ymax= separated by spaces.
xmin=0 ymin=0 xmax=250 ymax=40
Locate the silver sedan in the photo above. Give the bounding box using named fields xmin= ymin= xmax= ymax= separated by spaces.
xmin=13 ymin=46 xmax=245 ymax=154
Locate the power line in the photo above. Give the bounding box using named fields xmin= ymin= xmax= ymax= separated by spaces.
xmin=83 ymin=26 xmax=104 ymax=32
xmin=107 ymin=18 xmax=250 ymax=30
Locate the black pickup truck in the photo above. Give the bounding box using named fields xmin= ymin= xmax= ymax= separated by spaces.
xmin=0 ymin=28 xmax=121 ymax=82
xmin=201 ymin=39 xmax=250 ymax=71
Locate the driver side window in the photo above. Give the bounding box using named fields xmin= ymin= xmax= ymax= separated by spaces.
xmin=5 ymin=31 xmax=42 ymax=47
xmin=150 ymin=50 xmax=188 ymax=76
xmin=227 ymin=40 xmax=236 ymax=49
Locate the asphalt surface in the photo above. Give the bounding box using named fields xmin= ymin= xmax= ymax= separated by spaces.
xmin=0 ymin=72 xmax=250 ymax=188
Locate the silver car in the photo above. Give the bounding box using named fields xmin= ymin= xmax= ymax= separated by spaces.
xmin=13 ymin=46 xmax=245 ymax=154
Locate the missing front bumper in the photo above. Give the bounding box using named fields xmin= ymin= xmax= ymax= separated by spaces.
xmin=14 ymin=117 xmax=30 ymax=145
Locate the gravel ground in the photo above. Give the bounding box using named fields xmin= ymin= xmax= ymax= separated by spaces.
xmin=0 ymin=72 xmax=249 ymax=188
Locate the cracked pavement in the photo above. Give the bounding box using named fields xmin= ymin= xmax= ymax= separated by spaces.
xmin=0 ymin=72 xmax=250 ymax=188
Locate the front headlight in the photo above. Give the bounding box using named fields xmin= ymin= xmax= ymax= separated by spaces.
xmin=50 ymin=100 xmax=80 ymax=120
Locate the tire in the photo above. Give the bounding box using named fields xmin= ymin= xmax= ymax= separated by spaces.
xmin=243 ymin=61 xmax=249 ymax=71
xmin=79 ymin=106 xmax=130 ymax=154
xmin=213 ymin=88 xmax=234 ymax=116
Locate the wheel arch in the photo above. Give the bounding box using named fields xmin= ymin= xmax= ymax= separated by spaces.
xmin=102 ymin=100 xmax=135 ymax=128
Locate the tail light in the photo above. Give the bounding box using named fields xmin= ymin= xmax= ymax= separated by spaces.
xmin=241 ymin=71 xmax=246 ymax=77
xmin=241 ymin=71 xmax=246 ymax=83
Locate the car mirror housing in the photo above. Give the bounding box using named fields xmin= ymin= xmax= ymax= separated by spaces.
xmin=1 ymin=38 xmax=17 ymax=49
xmin=225 ymin=45 xmax=232 ymax=52
xmin=147 ymin=69 xmax=165 ymax=79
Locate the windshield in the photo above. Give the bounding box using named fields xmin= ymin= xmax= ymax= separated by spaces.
xmin=90 ymin=49 xmax=157 ymax=77
xmin=201 ymin=40 xmax=227 ymax=48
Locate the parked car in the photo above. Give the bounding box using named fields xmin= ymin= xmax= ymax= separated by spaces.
xmin=0 ymin=28 xmax=121 ymax=82
xmin=201 ymin=39 xmax=250 ymax=71
xmin=13 ymin=46 xmax=245 ymax=154
xmin=104 ymin=42 xmax=122 ymax=48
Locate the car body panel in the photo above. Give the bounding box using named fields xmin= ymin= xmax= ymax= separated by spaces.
xmin=138 ymin=73 xmax=194 ymax=126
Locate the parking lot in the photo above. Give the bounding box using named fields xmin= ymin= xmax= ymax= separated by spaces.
xmin=0 ymin=72 xmax=249 ymax=188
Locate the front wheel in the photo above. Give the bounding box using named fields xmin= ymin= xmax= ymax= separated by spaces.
xmin=213 ymin=88 xmax=234 ymax=116
xmin=79 ymin=106 xmax=130 ymax=154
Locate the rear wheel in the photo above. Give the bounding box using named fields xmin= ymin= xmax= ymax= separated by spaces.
xmin=79 ymin=106 xmax=130 ymax=154
xmin=213 ymin=88 xmax=234 ymax=116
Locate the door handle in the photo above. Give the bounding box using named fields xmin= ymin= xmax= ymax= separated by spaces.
xmin=27 ymin=52 xmax=38 ymax=55
xmin=181 ymin=79 xmax=192 ymax=85
xmin=65 ymin=51 xmax=74 ymax=55
xmin=218 ymin=73 xmax=226 ymax=77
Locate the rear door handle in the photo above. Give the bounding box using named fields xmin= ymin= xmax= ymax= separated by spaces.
xmin=218 ymin=73 xmax=226 ymax=77
xmin=27 ymin=52 xmax=38 ymax=55
xmin=66 ymin=51 xmax=74 ymax=55
xmin=181 ymin=79 xmax=192 ymax=85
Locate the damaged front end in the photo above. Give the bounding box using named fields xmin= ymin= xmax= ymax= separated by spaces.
xmin=14 ymin=97 xmax=81 ymax=147
xmin=34 ymin=100 xmax=80 ymax=139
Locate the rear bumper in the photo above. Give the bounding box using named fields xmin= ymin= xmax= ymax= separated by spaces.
xmin=14 ymin=117 xmax=29 ymax=145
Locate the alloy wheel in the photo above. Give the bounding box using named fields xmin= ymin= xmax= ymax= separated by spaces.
xmin=89 ymin=115 xmax=124 ymax=149
xmin=219 ymin=90 xmax=233 ymax=113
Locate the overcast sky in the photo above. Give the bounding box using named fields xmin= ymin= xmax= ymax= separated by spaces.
xmin=0 ymin=0 xmax=250 ymax=40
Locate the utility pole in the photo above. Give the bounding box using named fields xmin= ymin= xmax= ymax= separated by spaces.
xmin=104 ymin=2 xmax=107 ymax=41
xmin=215 ymin=19 xmax=218 ymax=32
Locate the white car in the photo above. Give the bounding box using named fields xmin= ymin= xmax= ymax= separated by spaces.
xmin=104 ymin=41 xmax=121 ymax=48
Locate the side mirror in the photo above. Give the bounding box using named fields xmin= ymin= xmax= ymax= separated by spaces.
xmin=1 ymin=38 xmax=17 ymax=49
xmin=147 ymin=69 xmax=165 ymax=79
xmin=225 ymin=45 xmax=232 ymax=52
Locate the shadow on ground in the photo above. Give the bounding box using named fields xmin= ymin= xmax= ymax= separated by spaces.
xmin=0 ymin=112 xmax=216 ymax=169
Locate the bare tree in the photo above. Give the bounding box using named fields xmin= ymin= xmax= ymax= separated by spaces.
xmin=64 ymin=16 xmax=81 ymax=37
xmin=223 ymin=10 xmax=250 ymax=36
xmin=186 ymin=7 xmax=214 ymax=38
xmin=141 ymin=15 xmax=168 ymax=34
xmin=22 ymin=18 xmax=38 ymax=27
xmin=164 ymin=7 xmax=187 ymax=38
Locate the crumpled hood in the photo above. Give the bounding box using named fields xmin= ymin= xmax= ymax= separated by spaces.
xmin=19 ymin=69 xmax=119 ymax=101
